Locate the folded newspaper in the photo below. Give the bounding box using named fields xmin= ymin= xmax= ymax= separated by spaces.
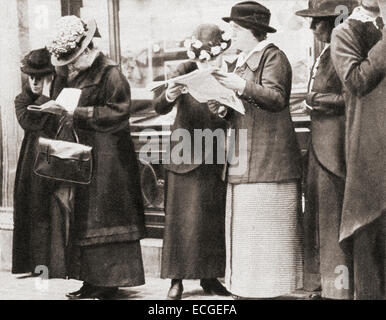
xmin=148 ymin=68 xmax=245 ymax=115
xmin=28 ymin=88 xmax=82 ymax=114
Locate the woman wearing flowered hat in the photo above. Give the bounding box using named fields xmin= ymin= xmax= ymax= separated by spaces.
xmin=152 ymin=23 xmax=231 ymax=300
xmin=45 ymin=15 xmax=146 ymax=300
xmin=12 ymin=48 xmax=63 ymax=277
xmin=210 ymin=1 xmax=303 ymax=299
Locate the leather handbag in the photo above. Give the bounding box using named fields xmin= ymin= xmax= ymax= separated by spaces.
xmin=33 ymin=121 xmax=93 ymax=184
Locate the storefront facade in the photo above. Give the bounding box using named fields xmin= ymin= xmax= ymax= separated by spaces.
xmin=0 ymin=0 xmax=316 ymax=263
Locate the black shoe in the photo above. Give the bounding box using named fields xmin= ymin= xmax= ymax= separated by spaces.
xmin=89 ymin=287 xmax=119 ymax=300
xmin=200 ymin=279 xmax=230 ymax=296
xmin=167 ymin=280 xmax=183 ymax=300
xmin=66 ymin=282 xmax=94 ymax=299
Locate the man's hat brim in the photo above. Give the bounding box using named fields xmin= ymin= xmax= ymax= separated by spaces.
xmin=222 ymin=16 xmax=277 ymax=33
xmin=295 ymin=9 xmax=342 ymax=17
xmin=51 ymin=19 xmax=97 ymax=67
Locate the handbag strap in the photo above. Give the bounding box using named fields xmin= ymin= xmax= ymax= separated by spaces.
xmin=55 ymin=116 xmax=79 ymax=143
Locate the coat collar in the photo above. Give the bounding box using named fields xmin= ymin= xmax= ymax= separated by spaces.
xmin=227 ymin=43 xmax=275 ymax=73
xmin=244 ymin=43 xmax=276 ymax=72
xmin=71 ymin=52 xmax=118 ymax=88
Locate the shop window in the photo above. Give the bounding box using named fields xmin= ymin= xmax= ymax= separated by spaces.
xmin=118 ymin=0 xmax=314 ymax=99
xmin=75 ymin=0 xmax=111 ymax=57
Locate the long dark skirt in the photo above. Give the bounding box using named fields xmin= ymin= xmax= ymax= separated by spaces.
xmin=161 ymin=165 xmax=226 ymax=279
xmin=48 ymin=189 xmax=145 ymax=287
xmin=304 ymin=147 xmax=353 ymax=299
xmin=68 ymin=241 xmax=145 ymax=288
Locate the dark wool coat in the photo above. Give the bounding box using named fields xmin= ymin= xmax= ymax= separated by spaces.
xmin=303 ymin=46 xmax=353 ymax=299
xmin=307 ymin=46 xmax=346 ymax=178
xmin=153 ymin=61 xmax=228 ymax=174
xmin=12 ymin=83 xmax=61 ymax=274
xmin=62 ymin=53 xmax=146 ymax=246
xmin=225 ymin=44 xmax=302 ymax=184
xmin=152 ymin=61 xmax=227 ymax=279
xmin=331 ymin=19 xmax=386 ymax=241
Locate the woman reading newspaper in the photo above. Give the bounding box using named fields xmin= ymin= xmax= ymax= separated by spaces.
xmin=210 ymin=1 xmax=303 ymax=299
xmin=152 ymin=24 xmax=231 ymax=300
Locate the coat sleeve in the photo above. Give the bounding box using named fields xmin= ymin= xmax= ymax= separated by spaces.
xmin=306 ymin=91 xmax=345 ymax=115
xmin=331 ymin=27 xmax=386 ymax=97
xmin=14 ymin=89 xmax=52 ymax=131
xmin=73 ymin=67 xmax=132 ymax=131
xmin=151 ymin=62 xmax=192 ymax=115
xmin=239 ymin=49 xmax=292 ymax=113
xmin=152 ymin=91 xmax=176 ymax=115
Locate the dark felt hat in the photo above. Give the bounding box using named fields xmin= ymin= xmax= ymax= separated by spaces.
xmin=222 ymin=1 xmax=277 ymax=33
xmin=20 ymin=48 xmax=54 ymax=76
xmin=296 ymin=0 xmax=359 ymax=17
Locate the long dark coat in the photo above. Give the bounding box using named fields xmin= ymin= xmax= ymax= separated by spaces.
xmin=331 ymin=17 xmax=386 ymax=299
xmin=303 ymin=46 xmax=353 ymax=299
xmin=65 ymin=53 xmax=146 ymax=246
xmin=331 ymin=19 xmax=386 ymax=241
xmin=12 ymin=84 xmax=60 ymax=274
xmin=152 ymin=61 xmax=227 ymax=279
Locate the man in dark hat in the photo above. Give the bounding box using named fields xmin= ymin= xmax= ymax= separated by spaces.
xmin=296 ymin=0 xmax=359 ymax=300
xmin=331 ymin=0 xmax=386 ymax=299
xmin=12 ymin=48 xmax=62 ymax=276
xmin=211 ymin=1 xmax=303 ymax=299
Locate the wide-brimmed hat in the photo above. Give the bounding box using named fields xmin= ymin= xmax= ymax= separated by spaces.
xmin=21 ymin=48 xmax=54 ymax=76
xmin=222 ymin=1 xmax=277 ymax=33
xmin=296 ymin=0 xmax=359 ymax=17
xmin=184 ymin=24 xmax=232 ymax=61
xmin=48 ymin=15 xmax=101 ymax=67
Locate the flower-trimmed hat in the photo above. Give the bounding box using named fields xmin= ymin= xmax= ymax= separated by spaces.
xmin=184 ymin=24 xmax=232 ymax=61
xmin=47 ymin=15 xmax=101 ymax=67
xmin=21 ymin=48 xmax=55 ymax=76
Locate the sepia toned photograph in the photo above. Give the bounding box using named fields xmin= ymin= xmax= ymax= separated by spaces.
xmin=0 ymin=0 xmax=385 ymax=307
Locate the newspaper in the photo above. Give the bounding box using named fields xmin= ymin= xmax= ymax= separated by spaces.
xmin=28 ymin=88 xmax=82 ymax=114
xmin=148 ymin=68 xmax=245 ymax=115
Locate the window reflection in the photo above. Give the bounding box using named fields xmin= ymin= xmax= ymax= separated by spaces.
xmin=78 ymin=0 xmax=110 ymax=56
xmin=118 ymin=0 xmax=313 ymax=94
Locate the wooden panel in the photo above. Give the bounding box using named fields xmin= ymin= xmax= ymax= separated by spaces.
xmin=107 ymin=0 xmax=121 ymax=64
xmin=0 ymin=0 xmax=24 ymax=208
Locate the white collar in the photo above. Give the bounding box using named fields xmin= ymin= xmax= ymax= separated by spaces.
xmin=348 ymin=6 xmax=380 ymax=27
xmin=236 ymin=39 xmax=272 ymax=68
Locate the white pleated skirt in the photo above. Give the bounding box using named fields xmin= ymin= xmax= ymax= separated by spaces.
xmin=225 ymin=181 xmax=303 ymax=298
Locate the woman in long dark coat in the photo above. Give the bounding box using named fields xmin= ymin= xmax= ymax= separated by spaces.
xmin=296 ymin=0 xmax=356 ymax=300
xmin=12 ymin=48 xmax=61 ymax=275
xmin=152 ymin=24 xmax=231 ymax=300
xmin=45 ymin=16 xmax=146 ymax=299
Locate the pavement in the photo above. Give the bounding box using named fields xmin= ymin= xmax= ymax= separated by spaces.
xmin=0 ymin=271 xmax=312 ymax=300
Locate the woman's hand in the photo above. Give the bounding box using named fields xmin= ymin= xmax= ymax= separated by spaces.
xmin=212 ymin=69 xmax=246 ymax=92
xmin=208 ymin=100 xmax=221 ymax=114
xmin=39 ymin=100 xmax=68 ymax=116
xmin=208 ymin=100 xmax=228 ymax=118
xmin=166 ymin=82 xmax=187 ymax=102
xmin=42 ymin=75 xmax=54 ymax=97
